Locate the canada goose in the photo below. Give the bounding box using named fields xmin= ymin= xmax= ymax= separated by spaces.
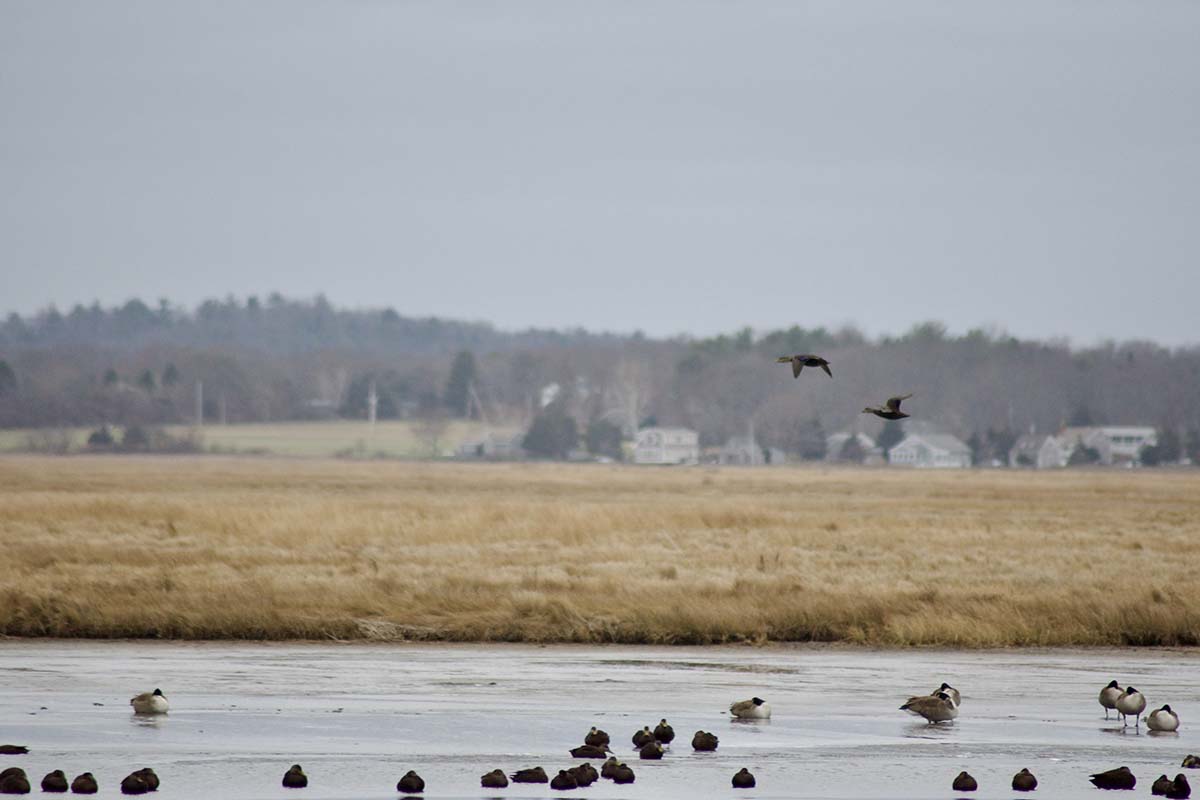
xmin=568 ymin=764 xmax=598 ymax=787
xmin=42 ymin=771 xmax=69 ymax=793
xmin=70 ymin=773 xmax=98 ymax=794
xmin=1157 ymin=776 xmax=1178 ymax=796
xmin=639 ymin=741 xmax=664 ymax=760
xmin=732 ymin=768 xmax=756 ymax=789
xmin=396 ymin=770 xmax=424 ymax=793
xmin=120 ymin=772 xmax=149 ymax=795
xmin=932 ymin=683 xmax=961 ymax=706
xmin=952 ymin=771 xmax=978 ymax=791
xmin=692 ymin=730 xmax=719 ymax=751
xmin=730 ymin=697 xmax=771 ymax=719
xmin=863 ymin=393 xmax=913 ymax=420
xmin=1167 ymin=774 xmax=1192 ymax=799
xmin=130 ymin=689 xmax=168 ymax=715
xmin=0 ymin=769 xmax=29 ymax=795
xmin=900 ymin=692 xmax=958 ymax=723
xmin=653 ymin=719 xmax=675 ymax=744
xmin=570 ymin=744 xmax=609 ymax=758
xmin=134 ymin=769 xmax=157 ymax=792
xmin=777 ymin=354 xmax=832 ymax=378
xmin=1012 ymin=768 xmax=1037 ymax=792
xmin=610 ymin=763 xmax=635 ymax=784
xmin=1117 ymin=687 xmax=1147 ymax=727
xmin=1099 ymin=680 xmax=1122 ymax=719
xmin=282 ymin=765 xmax=307 ymax=788
xmin=632 ymin=726 xmax=655 ymax=748
xmin=1148 ymin=705 xmax=1181 ymax=732
xmin=550 ymin=770 xmax=577 ymax=791
xmin=1184 ymin=755 xmax=1200 ymax=768
xmin=0 ymin=747 xmax=27 ymax=756
xmin=510 ymin=767 xmax=548 ymax=784
xmin=584 ymin=727 xmax=610 ymax=747
xmin=1089 ymin=766 xmax=1136 ymax=790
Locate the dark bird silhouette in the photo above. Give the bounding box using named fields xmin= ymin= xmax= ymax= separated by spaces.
xmin=1012 ymin=768 xmax=1037 ymax=791
xmin=396 ymin=771 xmax=424 ymax=794
xmin=1157 ymin=776 xmax=1177 ymax=796
xmin=511 ymin=767 xmax=548 ymax=784
xmin=550 ymin=770 xmax=577 ymax=791
xmin=932 ymin=683 xmax=961 ymax=706
xmin=282 ymin=765 xmax=307 ymax=789
xmin=0 ymin=747 xmax=27 ymax=756
xmin=600 ymin=759 xmax=620 ymax=780
xmin=41 ymin=771 xmax=69 ymax=793
xmin=70 ymin=773 xmax=98 ymax=794
xmin=584 ymin=727 xmax=610 ymax=748
xmin=732 ymin=768 xmax=756 ymax=788
xmin=1167 ymin=774 xmax=1192 ymax=799
xmin=120 ymin=773 xmax=149 ymax=795
xmin=639 ymin=741 xmax=664 ymax=760
xmin=863 ymin=393 xmax=913 ymax=420
xmin=570 ymin=744 xmax=609 ymax=759
xmin=1185 ymin=755 xmax=1200 ymax=769
xmin=1090 ymin=766 xmax=1136 ymax=790
xmin=692 ymin=730 xmax=719 ymax=751
xmin=632 ymin=726 xmax=655 ymax=748
xmin=610 ymin=763 xmax=635 ymax=784
xmin=952 ymin=771 xmax=978 ymax=791
xmin=480 ymin=770 xmax=508 ymax=789
xmin=778 ymin=354 xmax=832 ymax=378
xmin=568 ymin=764 xmax=597 ymax=787
xmin=653 ymin=719 xmax=675 ymax=744
xmin=0 ymin=769 xmax=30 ymax=795
xmin=133 ymin=769 xmax=157 ymax=792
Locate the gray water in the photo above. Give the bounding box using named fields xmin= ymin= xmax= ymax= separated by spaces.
xmin=0 ymin=642 xmax=1196 ymax=799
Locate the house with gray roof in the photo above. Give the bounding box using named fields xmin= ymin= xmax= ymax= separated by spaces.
xmin=888 ymin=431 xmax=972 ymax=468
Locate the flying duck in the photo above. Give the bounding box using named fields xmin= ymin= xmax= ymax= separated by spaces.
xmin=863 ymin=393 xmax=912 ymax=420
xmin=777 ymin=354 xmax=832 ymax=378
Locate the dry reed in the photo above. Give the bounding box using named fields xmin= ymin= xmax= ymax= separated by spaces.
xmin=2 ymin=456 xmax=1198 ymax=646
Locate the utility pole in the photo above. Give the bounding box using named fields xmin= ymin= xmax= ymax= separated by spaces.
xmin=367 ymin=380 xmax=378 ymax=434
xmin=194 ymin=380 xmax=203 ymax=428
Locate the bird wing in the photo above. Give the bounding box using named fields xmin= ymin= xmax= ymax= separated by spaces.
xmin=886 ymin=393 xmax=913 ymax=412
xmin=820 ymin=362 xmax=832 ymax=377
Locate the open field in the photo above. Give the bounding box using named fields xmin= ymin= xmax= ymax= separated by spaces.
xmin=0 ymin=420 xmax=515 ymax=458
xmin=2 ymin=456 xmax=1199 ymax=646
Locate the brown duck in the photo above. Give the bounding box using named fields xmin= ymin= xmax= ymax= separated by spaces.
xmin=1012 ymin=768 xmax=1037 ymax=791
xmin=863 ymin=393 xmax=913 ymax=420
xmin=692 ymin=730 xmax=719 ymax=751
xmin=584 ymin=727 xmax=610 ymax=747
xmin=120 ymin=772 xmax=149 ymax=795
xmin=41 ymin=770 xmax=69 ymax=793
xmin=778 ymin=354 xmax=832 ymax=378
xmin=282 ymin=765 xmax=307 ymax=788
xmin=653 ymin=719 xmax=675 ymax=744
xmin=1157 ymin=775 xmax=1177 ymax=796
xmin=1090 ymin=766 xmax=1136 ymax=790
xmin=0 ymin=769 xmax=30 ymax=795
xmin=631 ymin=727 xmax=655 ymax=748
xmin=550 ymin=770 xmax=577 ymax=791
xmin=71 ymin=773 xmax=99 ymax=794
xmin=1168 ymin=775 xmax=1191 ymax=799
xmin=638 ymin=741 xmax=664 ymax=760
xmin=570 ymin=744 xmax=609 ymax=759
xmin=396 ymin=770 xmax=424 ymax=793
xmin=568 ymin=764 xmax=598 ymax=787
xmin=952 ymin=771 xmax=978 ymax=791
xmin=510 ymin=767 xmax=548 ymax=784
xmin=480 ymin=769 xmax=508 ymax=789
xmin=732 ymin=768 xmax=756 ymax=788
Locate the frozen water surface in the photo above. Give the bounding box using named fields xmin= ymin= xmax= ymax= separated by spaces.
xmin=1 ymin=642 xmax=1197 ymax=799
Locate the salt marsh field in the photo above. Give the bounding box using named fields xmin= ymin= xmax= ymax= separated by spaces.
xmin=2 ymin=642 xmax=1197 ymax=799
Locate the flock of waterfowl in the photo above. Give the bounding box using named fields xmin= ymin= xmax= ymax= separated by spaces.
xmin=776 ymin=352 xmax=913 ymax=421
xmin=1 ymin=677 xmax=1194 ymax=796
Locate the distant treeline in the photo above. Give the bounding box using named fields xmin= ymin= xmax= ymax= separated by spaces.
xmin=2 ymin=295 xmax=1199 ymax=460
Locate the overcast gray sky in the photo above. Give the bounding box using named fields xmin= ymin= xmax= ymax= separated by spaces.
xmin=2 ymin=1 xmax=1198 ymax=344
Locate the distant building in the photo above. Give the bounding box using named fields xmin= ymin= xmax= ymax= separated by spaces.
xmin=826 ymin=431 xmax=877 ymax=462
xmin=456 ymin=432 xmax=525 ymax=460
xmin=888 ymin=432 xmax=972 ymax=469
xmin=1057 ymin=426 xmax=1157 ymax=466
xmin=633 ymin=427 xmax=700 ymax=465
xmin=718 ymin=435 xmax=786 ymax=466
xmin=1008 ymin=433 xmax=1071 ymax=469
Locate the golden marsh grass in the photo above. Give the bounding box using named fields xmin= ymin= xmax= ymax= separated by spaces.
xmin=2 ymin=456 xmax=1198 ymax=646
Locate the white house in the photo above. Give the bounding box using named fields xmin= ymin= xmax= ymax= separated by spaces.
xmin=1009 ymin=433 xmax=1072 ymax=469
xmin=456 ymin=432 xmax=525 ymax=460
xmin=1057 ymin=426 xmax=1157 ymax=465
xmin=718 ymin=435 xmax=786 ymax=466
xmin=633 ymin=427 xmax=700 ymax=465
xmin=888 ymin=432 xmax=972 ymax=469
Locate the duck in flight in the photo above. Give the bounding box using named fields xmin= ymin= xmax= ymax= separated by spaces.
xmin=863 ymin=394 xmax=913 ymax=420
xmin=777 ymin=354 xmax=832 ymax=378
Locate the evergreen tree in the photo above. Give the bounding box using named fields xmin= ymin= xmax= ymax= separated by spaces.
xmin=137 ymin=369 xmax=156 ymax=392
xmin=0 ymin=359 xmax=15 ymax=395
xmin=444 ymin=350 xmax=479 ymax=418
xmin=586 ymin=418 xmax=624 ymax=460
xmin=796 ymin=417 xmax=827 ymax=460
xmin=162 ymin=363 xmax=180 ymax=387
xmin=876 ymin=419 xmax=905 ymax=455
xmin=522 ymin=402 xmax=578 ymax=459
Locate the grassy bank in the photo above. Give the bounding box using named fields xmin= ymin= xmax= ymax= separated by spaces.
xmin=2 ymin=456 xmax=1198 ymax=646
